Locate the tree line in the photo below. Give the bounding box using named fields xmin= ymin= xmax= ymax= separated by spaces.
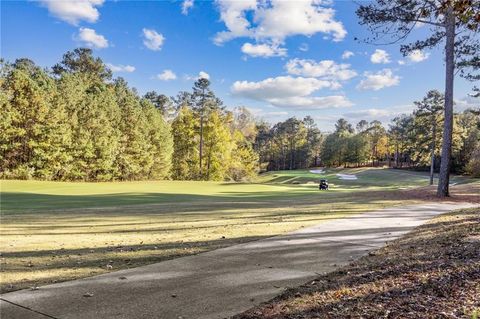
xmin=254 ymin=92 xmax=479 ymax=180
xmin=0 ymin=49 xmax=257 ymax=181
xmin=1 ymin=49 xmax=479 ymax=182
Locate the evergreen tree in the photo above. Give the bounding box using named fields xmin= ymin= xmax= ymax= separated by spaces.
xmin=0 ymin=59 xmax=70 ymax=179
xmin=114 ymin=78 xmax=151 ymax=180
xmin=191 ymin=78 xmax=220 ymax=179
xmin=144 ymin=91 xmax=173 ymax=118
xmin=53 ymin=48 xmax=112 ymax=83
xmin=142 ymin=99 xmax=173 ymax=179
xmin=413 ymin=90 xmax=444 ymax=184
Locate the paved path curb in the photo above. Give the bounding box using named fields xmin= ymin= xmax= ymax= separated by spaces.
xmin=1 ymin=203 xmax=475 ymax=319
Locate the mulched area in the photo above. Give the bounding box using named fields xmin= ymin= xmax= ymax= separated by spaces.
xmin=399 ymin=183 xmax=480 ymax=204
xmin=234 ymin=207 xmax=480 ymax=319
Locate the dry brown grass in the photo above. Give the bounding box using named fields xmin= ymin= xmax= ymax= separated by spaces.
xmin=235 ymin=207 xmax=480 ymax=319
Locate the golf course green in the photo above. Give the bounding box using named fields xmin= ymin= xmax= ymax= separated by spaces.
xmin=0 ymin=168 xmax=475 ymax=292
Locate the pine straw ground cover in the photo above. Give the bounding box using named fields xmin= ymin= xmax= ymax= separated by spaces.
xmin=235 ymin=207 xmax=480 ymax=319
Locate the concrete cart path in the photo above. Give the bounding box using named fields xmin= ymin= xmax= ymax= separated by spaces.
xmin=1 ymin=202 xmax=475 ymax=319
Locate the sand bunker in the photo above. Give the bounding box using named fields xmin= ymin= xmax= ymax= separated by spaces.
xmin=336 ymin=174 xmax=358 ymax=180
xmin=309 ymin=169 xmax=325 ymax=174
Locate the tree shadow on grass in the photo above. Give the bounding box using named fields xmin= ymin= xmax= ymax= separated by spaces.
xmin=0 ymin=184 xmax=421 ymax=214
xmin=234 ymin=209 xmax=480 ymax=319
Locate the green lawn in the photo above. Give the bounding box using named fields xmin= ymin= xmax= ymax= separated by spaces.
xmin=0 ymin=168 xmax=471 ymax=292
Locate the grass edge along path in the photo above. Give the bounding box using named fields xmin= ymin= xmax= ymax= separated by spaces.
xmin=235 ymin=207 xmax=480 ymax=319
xmin=0 ymin=168 xmax=478 ymax=293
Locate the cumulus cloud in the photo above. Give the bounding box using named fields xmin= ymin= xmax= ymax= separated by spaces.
xmin=38 ymin=0 xmax=104 ymax=25
xmin=285 ymin=58 xmax=357 ymax=81
xmin=232 ymin=76 xmax=333 ymax=99
xmin=181 ymin=0 xmax=194 ymax=15
xmin=198 ymin=71 xmax=210 ymax=80
xmin=106 ymin=63 xmax=135 ymax=73
xmin=214 ymin=0 xmax=346 ymax=57
xmin=186 ymin=71 xmax=210 ymax=81
xmin=341 ymin=50 xmax=354 ymax=59
xmin=357 ymin=69 xmax=400 ymax=91
xmin=342 ymin=106 xmax=414 ymax=123
xmin=370 ymin=49 xmax=391 ymax=64
xmin=142 ymin=28 xmax=165 ymax=51
xmin=156 ymin=69 xmax=177 ymax=81
xmin=76 ymin=27 xmax=108 ymax=49
xmin=406 ymin=49 xmax=430 ymax=63
xmin=231 ymin=76 xmax=352 ymax=109
xmin=241 ymin=42 xmax=287 ymax=58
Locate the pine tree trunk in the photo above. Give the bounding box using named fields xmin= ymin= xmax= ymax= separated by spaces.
xmin=437 ymin=8 xmax=455 ymax=197
xmin=206 ymin=147 xmax=211 ymax=180
xmin=199 ymin=115 xmax=203 ymax=179
xmin=430 ymin=120 xmax=436 ymax=186
xmin=395 ymin=144 xmax=399 ymax=168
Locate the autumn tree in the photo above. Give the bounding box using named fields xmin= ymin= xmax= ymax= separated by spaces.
xmin=365 ymin=120 xmax=388 ymax=167
xmin=171 ymin=106 xmax=199 ymax=180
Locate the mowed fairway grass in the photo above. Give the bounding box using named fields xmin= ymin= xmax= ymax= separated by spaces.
xmin=0 ymin=168 xmax=468 ymax=292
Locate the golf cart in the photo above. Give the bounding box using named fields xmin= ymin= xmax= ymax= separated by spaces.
xmin=319 ymin=179 xmax=329 ymax=190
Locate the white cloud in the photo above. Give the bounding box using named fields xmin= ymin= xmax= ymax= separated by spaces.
xmin=342 ymin=105 xmax=414 ymax=123
xmin=343 ymin=108 xmax=393 ymax=119
xmin=285 ymin=58 xmax=357 ymax=81
xmin=267 ymin=96 xmax=353 ymax=109
xmin=232 ymin=76 xmax=333 ymax=99
xmin=398 ymin=60 xmax=406 ymax=65
xmin=241 ymin=42 xmax=287 ymax=58
xmin=181 ymin=0 xmax=194 ymax=15
xmin=76 ymin=27 xmax=108 ymax=49
xmin=407 ymin=49 xmax=430 ymax=63
xmin=106 ymin=63 xmax=135 ymax=73
xmin=184 ymin=71 xmax=210 ymax=81
xmin=38 ymin=0 xmax=104 ymax=25
xmin=370 ymin=49 xmax=391 ymax=64
xmin=156 ymin=69 xmax=177 ymax=81
xmin=341 ymin=50 xmax=354 ymax=59
xmin=142 ymin=28 xmax=165 ymax=51
xmin=357 ymin=69 xmax=400 ymax=91
xmin=214 ymin=0 xmax=346 ymax=57
xmin=299 ymin=43 xmax=309 ymax=52
xmin=247 ymin=107 xmax=288 ymax=117
xmin=455 ymin=95 xmax=480 ymax=112
xmin=264 ymin=111 xmax=289 ymax=116
xmin=231 ymin=76 xmax=352 ymax=109
xmin=198 ymin=71 xmax=210 ymax=80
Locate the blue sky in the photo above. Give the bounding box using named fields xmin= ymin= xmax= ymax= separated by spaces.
xmin=1 ymin=0 xmax=478 ymax=130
